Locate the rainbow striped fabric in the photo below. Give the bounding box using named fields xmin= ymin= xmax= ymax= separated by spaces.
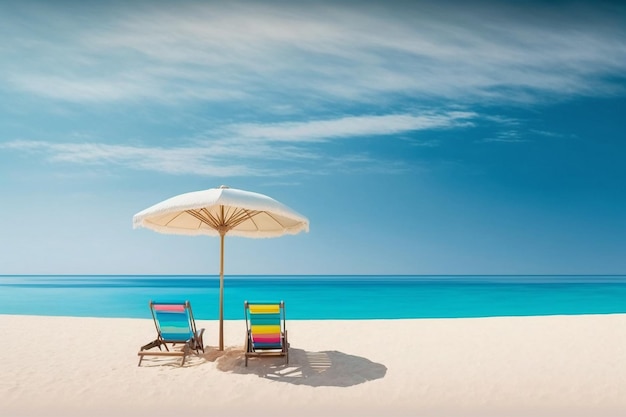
xmin=247 ymin=302 xmax=284 ymax=349
xmin=151 ymin=302 xmax=194 ymax=342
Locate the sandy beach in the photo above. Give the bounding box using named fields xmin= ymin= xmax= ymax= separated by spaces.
xmin=1 ymin=314 xmax=625 ymax=417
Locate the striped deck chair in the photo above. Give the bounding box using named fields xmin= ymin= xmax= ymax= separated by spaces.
xmin=244 ymin=301 xmax=288 ymax=367
xmin=138 ymin=300 xmax=205 ymax=366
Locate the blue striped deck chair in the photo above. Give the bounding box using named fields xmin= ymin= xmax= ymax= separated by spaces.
xmin=138 ymin=300 xmax=205 ymax=366
xmin=244 ymin=301 xmax=288 ymax=367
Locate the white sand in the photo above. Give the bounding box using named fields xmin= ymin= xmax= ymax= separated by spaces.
xmin=1 ymin=314 xmax=626 ymax=417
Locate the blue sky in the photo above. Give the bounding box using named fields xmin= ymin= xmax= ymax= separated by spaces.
xmin=1 ymin=0 xmax=625 ymax=275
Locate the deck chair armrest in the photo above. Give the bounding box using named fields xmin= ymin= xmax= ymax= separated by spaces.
xmin=195 ymin=328 xmax=205 ymax=345
xmin=140 ymin=339 xmax=162 ymax=351
xmin=189 ymin=328 xmax=205 ymax=351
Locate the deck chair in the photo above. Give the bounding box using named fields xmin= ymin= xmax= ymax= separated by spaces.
xmin=138 ymin=300 xmax=205 ymax=366
xmin=244 ymin=300 xmax=288 ymax=367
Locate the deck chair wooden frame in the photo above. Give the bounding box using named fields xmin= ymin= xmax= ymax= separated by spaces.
xmin=244 ymin=300 xmax=288 ymax=367
xmin=138 ymin=300 xmax=205 ymax=366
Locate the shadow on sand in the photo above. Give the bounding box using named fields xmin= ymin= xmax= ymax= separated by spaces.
xmin=203 ymin=346 xmax=387 ymax=387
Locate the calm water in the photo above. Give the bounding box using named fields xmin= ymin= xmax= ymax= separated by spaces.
xmin=1 ymin=275 xmax=626 ymax=320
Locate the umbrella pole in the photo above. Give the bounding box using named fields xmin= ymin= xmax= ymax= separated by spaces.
xmin=219 ymin=232 xmax=225 ymax=351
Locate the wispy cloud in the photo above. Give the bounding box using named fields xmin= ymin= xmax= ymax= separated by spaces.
xmin=1 ymin=110 xmax=474 ymax=176
xmin=480 ymin=130 xmax=528 ymax=143
xmin=529 ymin=129 xmax=575 ymax=139
xmin=477 ymin=126 xmax=575 ymax=144
xmin=7 ymin=75 xmax=146 ymax=102
xmin=231 ymin=112 xmax=476 ymax=142
xmin=1 ymin=1 xmax=625 ymax=108
xmin=1 ymin=140 xmax=271 ymax=177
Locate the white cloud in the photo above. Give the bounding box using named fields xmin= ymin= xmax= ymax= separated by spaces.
xmin=1 ymin=1 xmax=625 ymax=106
xmin=480 ymin=130 xmax=528 ymax=144
xmin=7 ymin=75 xmax=145 ymax=102
xmin=232 ymin=112 xmax=477 ymax=142
xmin=1 ymin=140 xmax=269 ymax=177
xmin=1 ymin=110 xmax=473 ymax=176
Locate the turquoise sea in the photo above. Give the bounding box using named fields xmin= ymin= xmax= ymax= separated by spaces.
xmin=1 ymin=275 xmax=626 ymax=320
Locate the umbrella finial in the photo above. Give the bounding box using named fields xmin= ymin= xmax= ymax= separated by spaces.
xmin=219 ymin=185 xmax=230 ymax=189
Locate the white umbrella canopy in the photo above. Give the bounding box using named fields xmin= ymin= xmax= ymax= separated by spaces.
xmin=133 ymin=185 xmax=309 ymax=350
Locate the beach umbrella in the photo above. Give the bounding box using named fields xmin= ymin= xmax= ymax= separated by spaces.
xmin=132 ymin=185 xmax=309 ymax=350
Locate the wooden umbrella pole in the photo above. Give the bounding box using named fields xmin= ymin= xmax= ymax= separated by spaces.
xmin=219 ymin=231 xmax=225 ymax=351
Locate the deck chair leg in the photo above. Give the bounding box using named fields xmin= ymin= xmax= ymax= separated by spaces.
xmin=282 ymin=331 xmax=289 ymax=364
xmin=180 ymin=344 xmax=191 ymax=366
xmin=244 ymin=332 xmax=251 ymax=367
xmin=196 ymin=329 xmax=205 ymax=354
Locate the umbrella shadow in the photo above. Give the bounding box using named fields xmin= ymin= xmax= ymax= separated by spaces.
xmin=204 ymin=346 xmax=387 ymax=387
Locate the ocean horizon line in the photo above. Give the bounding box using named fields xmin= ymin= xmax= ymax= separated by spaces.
xmin=2 ymin=273 xmax=625 ymax=277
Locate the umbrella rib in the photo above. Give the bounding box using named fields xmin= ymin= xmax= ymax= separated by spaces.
xmin=227 ymin=208 xmax=262 ymax=230
xmin=200 ymin=208 xmax=222 ymax=227
xmin=183 ymin=207 xmax=262 ymax=232
xmin=163 ymin=211 xmax=190 ymax=227
xmin=185 ymin=209 xmax=220 ymax=229
xmin=263 ymin=211 xmax=290 ymax=229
